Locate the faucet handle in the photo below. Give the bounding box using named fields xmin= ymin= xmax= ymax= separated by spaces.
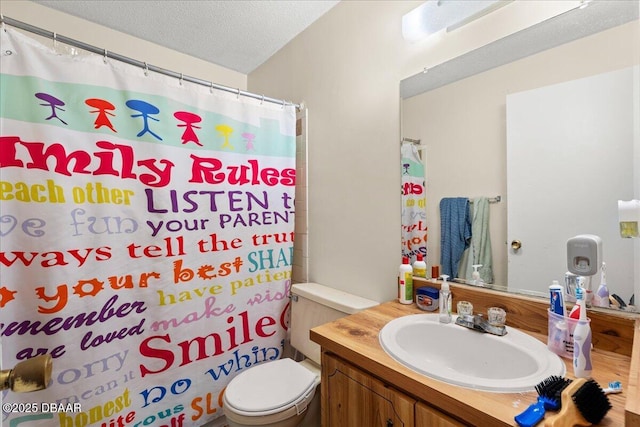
xmin=487 ymin=307 xmax=507 ymax=327
xmin=456 ymin=301 xmax=474 ymax=316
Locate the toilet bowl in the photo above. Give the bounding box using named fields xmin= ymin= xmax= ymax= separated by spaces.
xmin=222 ymin=283 xmax=378 ymax=427
xmin=223 ymin=358 xmax=320 ymax=427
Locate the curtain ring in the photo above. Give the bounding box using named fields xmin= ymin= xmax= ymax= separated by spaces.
xmin=236 ymin=88 xmax=241 ymax=100
xmin=210 ymin=81 xmax=214 ymax=94
xmin=143 ymin=62 xmax=149 ymax=76
xmin=1 ymin=15 xmax=6 ymax=32
xmin=179 ymin=73 xmax=184 ymax=86
xmin=260 ymin=95 xmax=265 ymax=105
xmin=53 ymin=32 xmax=57 ymax=50
xmin=281 ymin=99 xmax=285 ymax=109
xmin=103 ymin=49 xmax=108 ymax=64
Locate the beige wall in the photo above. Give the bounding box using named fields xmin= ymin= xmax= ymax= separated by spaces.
xmin=248 ymin=1 xmax=414 ymax=302
xmin=0 ymin=1 xmax=246 ymax=91
xmin=247 ymin=0 xmax=597 ymax=302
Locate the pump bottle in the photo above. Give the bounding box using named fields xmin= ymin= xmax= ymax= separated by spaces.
xmin=438 ymin=275 xmax=452 ymax=324
xmin=471 ymin=264 xmax=484 ymax=285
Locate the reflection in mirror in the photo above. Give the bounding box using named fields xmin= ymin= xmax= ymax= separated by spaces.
xmin=400 ymin=1 xmax=639 ymax=311
xmin=506 ymin=66 xmax=636 ymax=304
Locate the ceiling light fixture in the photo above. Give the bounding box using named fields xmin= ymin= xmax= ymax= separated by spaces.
xmin=402 ymin=0 xmax=512 ymax=42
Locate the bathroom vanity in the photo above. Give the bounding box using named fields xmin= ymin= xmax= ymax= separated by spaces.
xmin=310 ymin=280 xmax=640 ymax=426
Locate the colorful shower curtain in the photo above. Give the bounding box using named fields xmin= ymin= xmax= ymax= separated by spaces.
xmin=401 ymin=142 xmax=426 ymax=262
xmin=0 ymin=29 xmax=296 ymax=427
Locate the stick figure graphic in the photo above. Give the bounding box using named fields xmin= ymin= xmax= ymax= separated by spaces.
xmin=85 ymin=98 xmax=117 ymax=132
xmin=35 ymin=92 xmax=68 ymax=125
xmin=174 ymin=111 xmax=202 ymax=146
xmin=126 ymin=99 xmax=162 ymax=141
xmin=242 ymin=132 xmax=256 ymax=151
xmin=215 ymin=124 xmax=234 ymax=149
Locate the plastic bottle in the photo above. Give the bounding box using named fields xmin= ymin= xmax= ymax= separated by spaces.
xmin=593 ymin=262 xmax=610 ymax=308
xmin=471 ymin=264 xmax=484 ymax=285
xmin=412 ymin=254 xmax=427 ymax=278
xmin=398 ymin=257 xmax=413 ymax=304
xmin=573 ymin=287 xmax=592 ymax=378
xmin=438 ymin=275 xmax=452 ymax=324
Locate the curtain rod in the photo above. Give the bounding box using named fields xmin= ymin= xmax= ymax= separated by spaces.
xmin=1 ymin=15 xmax=300 ymax=109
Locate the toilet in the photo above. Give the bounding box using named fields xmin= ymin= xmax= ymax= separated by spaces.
xmin=223 ymin=282 xmax=378 ymax=427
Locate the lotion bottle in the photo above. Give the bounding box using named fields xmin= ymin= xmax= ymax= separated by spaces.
xmin=412 ymin=254 xmax=427 ymax=278
xmin=398 ymin=257 xmax=413 ymax=304
xmin=438 ymin=275 xmax=452 ymax=324
xmin=573 ymin=287 xmax=592 ymax=378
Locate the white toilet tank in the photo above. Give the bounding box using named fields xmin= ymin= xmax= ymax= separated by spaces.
xmin=290 ymin=283 xmax=378 ymax=365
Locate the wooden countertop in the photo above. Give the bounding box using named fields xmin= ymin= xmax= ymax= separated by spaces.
xmin=311 ymin=300 xmax=636 ymax=427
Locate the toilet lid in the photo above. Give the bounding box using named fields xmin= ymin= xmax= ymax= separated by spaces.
xmin=225 ymin=358 xmax=318 ymax=414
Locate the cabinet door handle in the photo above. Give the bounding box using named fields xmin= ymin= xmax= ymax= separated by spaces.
xmin=386 ymin=420 xmax=393 ymax=427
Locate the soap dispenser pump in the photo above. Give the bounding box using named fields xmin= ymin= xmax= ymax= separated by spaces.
xmin=471 ymin=264 xmax=484 ymax=285
xmin=439 ymin=275 xmax=452 ymax=324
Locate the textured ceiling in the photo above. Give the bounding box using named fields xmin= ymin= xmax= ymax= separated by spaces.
xmin=32 ymin=0 xmax=340 ymax=74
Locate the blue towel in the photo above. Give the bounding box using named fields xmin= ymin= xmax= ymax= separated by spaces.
xmin=440 ymin=197 xmax=472 ymax=278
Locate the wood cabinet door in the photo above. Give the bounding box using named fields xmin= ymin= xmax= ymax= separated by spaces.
xmin=415 ymin=402 xmax=468 ymax=427
xmin=322 ymin=353 xmax=416 ymax=427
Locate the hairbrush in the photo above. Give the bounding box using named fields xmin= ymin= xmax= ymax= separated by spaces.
xmin=514 ymin=376 xmax=572 ymax=427
xmin=544 ymin=378 xmax=612 ymax=427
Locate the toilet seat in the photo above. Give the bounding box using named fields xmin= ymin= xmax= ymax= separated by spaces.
xmin=224 ymin=358 xmax=319 ymax=419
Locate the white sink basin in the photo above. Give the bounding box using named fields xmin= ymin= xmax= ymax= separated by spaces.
xmin=379 ymin=314 xmax=565 ymax=393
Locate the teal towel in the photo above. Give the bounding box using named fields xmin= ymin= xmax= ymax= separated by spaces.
xmin=459 ymin=197 xmax=494 ymax=283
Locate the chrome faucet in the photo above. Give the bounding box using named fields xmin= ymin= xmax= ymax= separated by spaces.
xmin=455 ymin=313 xmax=507 ymax=336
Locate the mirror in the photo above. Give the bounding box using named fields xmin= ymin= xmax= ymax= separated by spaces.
xmin=400 ymin=0 xmax=639 ymax=309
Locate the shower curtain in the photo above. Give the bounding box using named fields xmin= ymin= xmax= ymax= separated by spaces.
xmin=401 ymin=142 xmax=427 ymax=262
xmin=0 ymin=29 xmax=296 ymax=427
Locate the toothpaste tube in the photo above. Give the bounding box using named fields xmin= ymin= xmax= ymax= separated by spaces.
xmin=549 ymin=281 xmax=565 ymax=316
